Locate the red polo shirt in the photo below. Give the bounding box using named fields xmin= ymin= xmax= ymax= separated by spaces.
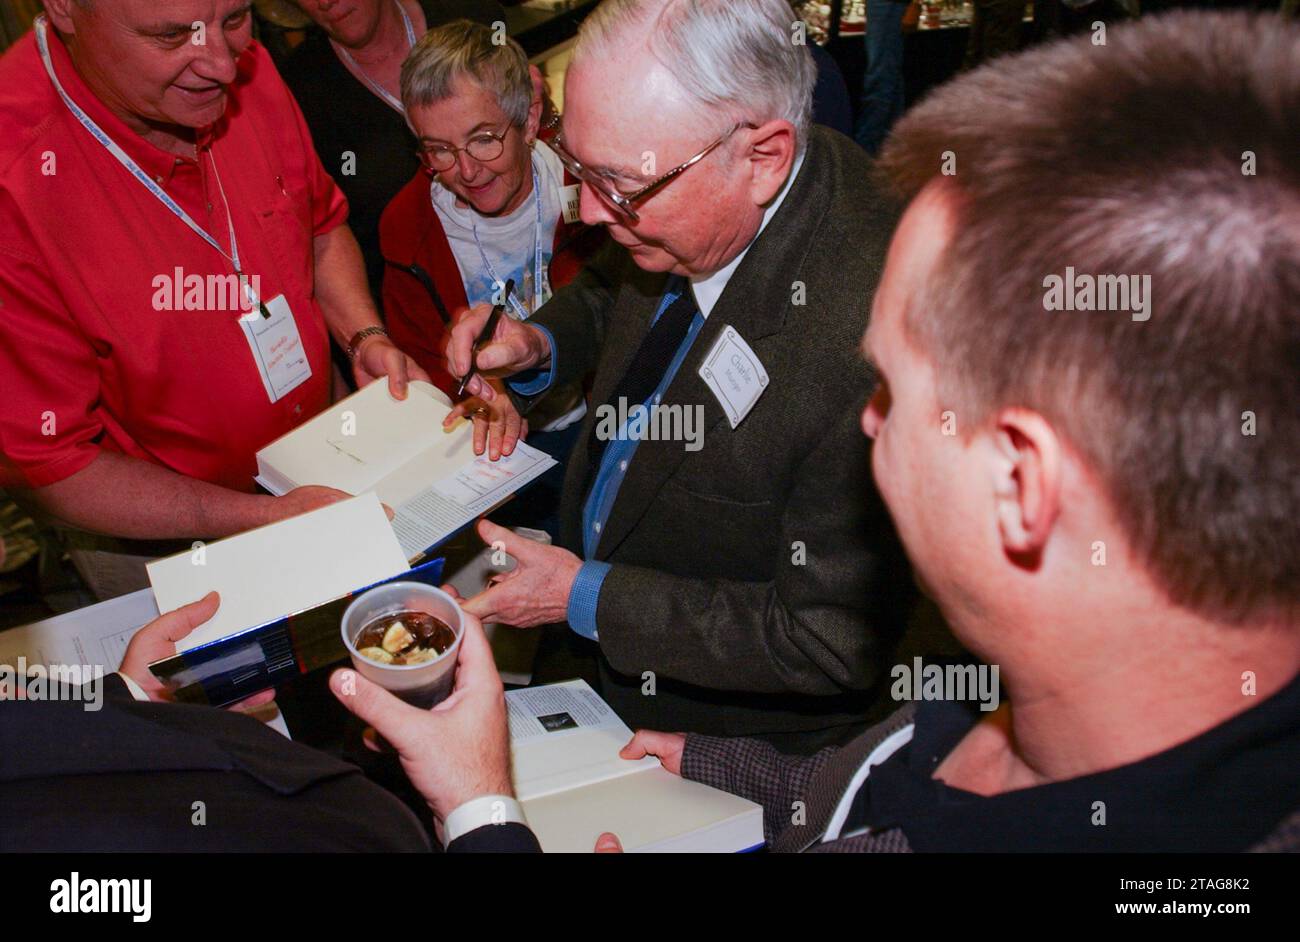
xmin=0 ymin=28 xmax=344 ymax=493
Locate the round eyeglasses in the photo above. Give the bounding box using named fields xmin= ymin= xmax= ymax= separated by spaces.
xmin=418 ymin=125 xmax=514 ymax=173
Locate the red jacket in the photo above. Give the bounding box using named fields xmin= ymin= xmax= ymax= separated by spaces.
xmin=379 ymin=165 xmax=604 ymax=397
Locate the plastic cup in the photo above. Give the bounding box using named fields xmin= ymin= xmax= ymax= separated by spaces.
xmin=341 ymin=582 xmax=465 ymax=709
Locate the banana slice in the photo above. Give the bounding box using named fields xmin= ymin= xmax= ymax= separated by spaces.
xmin=381 ymin=622 xmax=416 ymax=654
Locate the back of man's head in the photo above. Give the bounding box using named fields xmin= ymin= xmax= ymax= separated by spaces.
xmin=877 ymin=12 xmax=1299 ymax=629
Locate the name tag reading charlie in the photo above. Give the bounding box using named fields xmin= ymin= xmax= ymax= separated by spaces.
xmin=239 ymin=295 xmax=312 ymax=403
xmin=560 ymin=184 xmax=582 ymax=225
xmin=698 ymin=325 xmax=769 ymax=429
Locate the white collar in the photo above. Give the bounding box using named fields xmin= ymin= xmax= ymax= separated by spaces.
xmin=689 ymin=147 xmax=806 ymax=319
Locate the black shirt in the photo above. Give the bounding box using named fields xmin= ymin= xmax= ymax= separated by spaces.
xmin=844 ymin=670 xmax=1300 ymax=851
xmin=279 ymin=0 xmax=505 ymax=304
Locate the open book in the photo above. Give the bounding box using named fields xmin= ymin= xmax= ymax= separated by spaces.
xmin=255 ymin=380 xmax=556 ymax=560
xmin=508 ymin=680 xmax=765 ymax=853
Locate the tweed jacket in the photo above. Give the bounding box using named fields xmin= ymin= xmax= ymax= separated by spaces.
xmin=518 ymin=126 xmax=912 ymax=744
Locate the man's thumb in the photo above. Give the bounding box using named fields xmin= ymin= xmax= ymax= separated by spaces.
xmin=157 ymin=591 xmax=220 ymax=643
xmin=477 ymin=518 xmax=525 ymax=559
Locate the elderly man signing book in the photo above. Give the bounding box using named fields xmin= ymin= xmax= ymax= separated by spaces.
xmin=444 ymin=0 xmax=913 ymax=754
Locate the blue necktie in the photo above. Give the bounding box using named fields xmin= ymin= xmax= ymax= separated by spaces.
xmin=587 ymin=278 xmax=698 ymax=474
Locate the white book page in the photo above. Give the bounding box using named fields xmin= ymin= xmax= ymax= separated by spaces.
xmin=521 ymin=767 xmax=763 ymax=853
xmin=507 ymin=680 xmax=658 ymax=802
xmin=367 ymin=414 xmax=478 ymax=508
xmin=387 ymin=442 xmax=556 ymax=560
xmin=254 ymin=378 xmax=556 ymax=560
xmin=0 ymin=588 xmax=160 ymax=673
xmin=256 ymin=380 xmax=456 ymax=496
xmin=146 ymin=493 xmax=410 ymax=652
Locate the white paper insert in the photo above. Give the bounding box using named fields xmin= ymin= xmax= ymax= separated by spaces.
xmin=146 ymin=493 xmax=409 ymax=652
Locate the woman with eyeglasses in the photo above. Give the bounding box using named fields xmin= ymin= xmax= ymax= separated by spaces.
xmin=281 ymin=0 xmax=505 ymax=310
xmin=380 ymin=20 xmax=604 ymax=533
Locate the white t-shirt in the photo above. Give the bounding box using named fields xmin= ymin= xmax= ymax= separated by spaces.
xmin=429 ymin=140 xmax=584 ymax=432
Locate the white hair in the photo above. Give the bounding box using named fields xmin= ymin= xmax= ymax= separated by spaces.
xmin=573 ymin=0 xmax=816 ymax=146
xmin=401 ymin=20 xmax=533 ymax=127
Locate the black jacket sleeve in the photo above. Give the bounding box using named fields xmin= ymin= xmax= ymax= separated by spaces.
xmin=446 ymin=822 xmax=542 ymax=853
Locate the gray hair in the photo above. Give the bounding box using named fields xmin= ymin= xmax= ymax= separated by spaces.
xmin=572 ymin=0 xmax=816 ymax=146
xmin=400 ymin=19 xmax=532 ymax=127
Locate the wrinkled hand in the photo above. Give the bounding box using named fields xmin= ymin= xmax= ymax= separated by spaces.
xmin=459 ymin=520 xmax=582 ymax=628
xmin=119 ymin=591 xmax=276 ymax=711
xmin=352 ymin=334 xmax=432 ymax=400
xmin=620 ymin=730 xmax=688 ymax=775
xmin=443 ymin=377 xmax=528 ymax=461
xmin=445 ymin=302 xmax=550 ymax=401
xmin=328 ymin=609 xmax=513 ymax=823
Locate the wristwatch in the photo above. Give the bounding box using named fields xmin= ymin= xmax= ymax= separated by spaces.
xmin=347 ymin=325 xmax=388 ymax=360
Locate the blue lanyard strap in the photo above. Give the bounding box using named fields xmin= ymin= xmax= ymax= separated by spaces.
xmin=471 ymin=152 xmax=546 ymax=321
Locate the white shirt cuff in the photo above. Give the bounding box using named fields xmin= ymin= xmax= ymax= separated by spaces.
xmin=443 ymin=795 xmax=527 ymax=844
xmin=116 ymin=672 xmax=151 ymax=702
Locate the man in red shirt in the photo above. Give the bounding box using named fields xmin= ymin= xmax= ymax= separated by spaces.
xmin=0 ymin=0 xmax=429 ymax=596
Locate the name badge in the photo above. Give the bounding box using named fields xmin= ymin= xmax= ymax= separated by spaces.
xmin=560 ymin=184 xmax=582 ymax=225
xmin=239 ymin=295 xmax=312 ymax=403
xmin=698 ymin=325 xmax=769 ymax=429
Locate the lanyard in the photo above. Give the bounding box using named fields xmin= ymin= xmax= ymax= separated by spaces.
xmin=332 ymin=0 xmax=416 ymax=115
xmin=471 ymin=154 xmax=546 ymax=321
xmin=34 ymin=16 xmax=267 ymax=317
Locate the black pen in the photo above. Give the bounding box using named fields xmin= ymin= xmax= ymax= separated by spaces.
xmin=457 ymin=278 xmax=514 ymax=398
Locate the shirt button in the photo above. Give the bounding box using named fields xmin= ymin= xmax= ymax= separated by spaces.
xmin=293 ymin=404 xmax=302 ymax=415
xmin=153 ymin=175 xmax=163 ymax=184
xmin=593 ymin=522 xmax=602 ymax=533
xmin=654 ymin=395 xmax=662 ymax=405
xmin=619 ymin=460 xmax=627 ymax=472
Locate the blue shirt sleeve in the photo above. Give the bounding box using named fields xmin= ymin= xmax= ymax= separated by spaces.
xmin=567 ymin=560 xmax=612 ymax=641
xmin=506 ymin=323 xmax=558 ymax=397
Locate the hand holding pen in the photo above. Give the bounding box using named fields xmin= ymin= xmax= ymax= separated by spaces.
xmin=456 ymin=279 xmax=513 ymax=398
xmin=446 ymin=279 xmax=554 ymax=402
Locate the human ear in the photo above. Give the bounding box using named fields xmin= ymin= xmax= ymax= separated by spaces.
xmin=44 ymin=0 xmax=80 ymax=33
xmin=525 ymin=65 xmax=545 ymax=144
xmin=989 ymin=408 xmax=1062 ymax=564
xmin=743 ymin=119 xmax=797 ymax=207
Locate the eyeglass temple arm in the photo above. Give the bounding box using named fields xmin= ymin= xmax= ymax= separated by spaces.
xmin=625 ymin=122 xmax=758 ymax=204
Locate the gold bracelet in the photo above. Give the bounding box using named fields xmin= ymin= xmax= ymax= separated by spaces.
xmin=346 ymin=325 xmax=388 ymax=360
